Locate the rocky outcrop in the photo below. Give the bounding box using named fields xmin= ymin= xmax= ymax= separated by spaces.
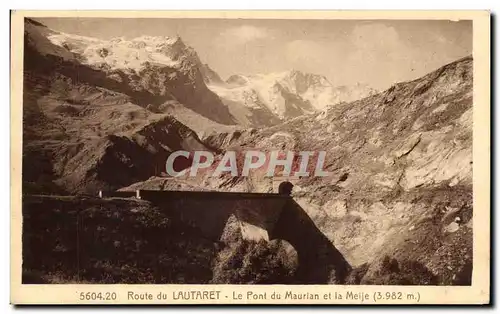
xmin=24 ymin=112 xmax=211 ymax=194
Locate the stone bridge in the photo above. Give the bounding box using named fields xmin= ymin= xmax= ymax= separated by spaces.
xmin=100 ymin=189 xmax=352 ymax=283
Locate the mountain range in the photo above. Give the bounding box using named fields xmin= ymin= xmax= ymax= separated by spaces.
xmin=23 ymin=18 xmax=377 ymax=193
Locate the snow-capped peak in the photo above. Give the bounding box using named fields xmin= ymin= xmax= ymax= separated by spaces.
xmin=216 ymin=70 xmax=336 ymax=112
xmin=210 ymin=69 xmax=377 ymax=119
xmin=42 ymin=29 xmax=193 ymax=71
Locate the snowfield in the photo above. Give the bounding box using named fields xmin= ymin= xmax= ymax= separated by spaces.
xmin=47 ymin=31 xmax=182 ymax=71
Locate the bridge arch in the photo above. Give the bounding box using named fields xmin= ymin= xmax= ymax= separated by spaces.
xmin=134 ymin=189 xmax=351 ymax=283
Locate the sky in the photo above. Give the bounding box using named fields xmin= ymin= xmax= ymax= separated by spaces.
xmin=36 ymin=18 xmax=472 ymax=90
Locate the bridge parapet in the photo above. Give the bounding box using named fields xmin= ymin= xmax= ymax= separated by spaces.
xmin=136 ymin=189 xmax=289 ymax=242
xmin=98 ymin=190 xmax=137 ymax=198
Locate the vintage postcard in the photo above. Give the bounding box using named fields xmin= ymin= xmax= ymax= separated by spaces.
xmin=10 ymin=10 xmax=490 ymax=305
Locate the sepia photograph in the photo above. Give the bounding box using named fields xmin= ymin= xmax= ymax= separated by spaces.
xmin=10 ymin=10 xmax=491 ymax=304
